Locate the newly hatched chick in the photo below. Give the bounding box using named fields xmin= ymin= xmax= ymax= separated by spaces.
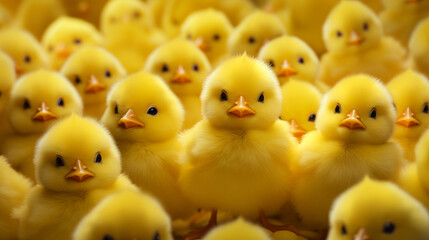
xmin=387 ymin=69 xmax=429 ymax=162
xmin=328 ymin=177 xmax=429 ymax=240
xmin=73 ymin=191 xmax=173 ymax=240
xmin=17 ymin=115 xmax=138 ymax=240
xmin=61 ymin=46 xmax=126 ymax=119
xmin=58 ymin=0 xmax=108 ymax=26
xmin=145 ymin=38 xmax=211 ymax=130
xmin=409 ymin=17 xmax=429 ymax=79
xmin=0 ymin=28 xmax=48 ymax=77
xmin=101 ymin=71 xmax=195 ymax=219
xmin=181 ymin=8 xmax=233 ymax=66
xmin=202 ymin=218 xmax=272 ymax=240
xmin=293 ymin=74 xmax=403 ymax=230
xmin=1 ymin=70 xmax=82 ymax=182
xmin=0 ymin=50 xmax=15 ymax=140
xmin=41 ymin=16 xmax=103 ymax=71
xmin=228 ymin=10 xmax=286 ymax=57
xmin=319 ymin=0 xmax=407 ymax=86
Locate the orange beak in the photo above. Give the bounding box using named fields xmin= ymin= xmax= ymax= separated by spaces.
xmin=228 ymin=96 xmax=256 ymax=118
xmin=170 ymin=65 xmax=191 ymax=84
xmin=195 ymin=37 xmax=209 ymax=52
xmin=396 ymin=107 xmax=420 ymax=128
xmin=348 ymin=31 xmax=364 ymax=45
xmin=339 ymin=109 xmax=366 ymax=130
xmin=354 ymin=228 xmax=370 ymax=240
xmin=118 ymin=108 xmax=145 ymax=129
xmin=55 ymin=43 xmax=71 ymax=59
xmin=65 ymin=159 xmax=95 ymax=182
xmin=290 ymin=119 xmax=307 ymax=140
xmin=85 ymin=75 xmax=106 ymax=93
xmin=32 ymin=102 xmax=57 ymax=122
xmin=13 ymin=60 xmax=24 ymax=75
xmin=277 ymin=60 xmax=297 ymax=77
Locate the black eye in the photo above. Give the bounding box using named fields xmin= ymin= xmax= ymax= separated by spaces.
xmin=57 ymin=97 xmax=64 ymax=107
xmin=102 ymin=234 xmax=114 ymax=240
xmin=382 ymin=222 xmax=395 ymax=234
xmin=363 ymin=22 xmax=369 ymax=31
xmin=335 ymin=103 xmax=341 ymax=113
xmin=298 ymin=56 xmax=304 ymax=64
xmin=248 ymin=37 xmax=255 ymax=43
xmin=192 ymin=64 xmax=199 ymax=71
xmin=213 ymin=34 xmax=220 ymax=41
xmin=56 ymin=155 xmax=64 ymax=167
xmin=75 ymin=76 xmax=81 ymax=84
xmin=24 ymin=55 xmax=31 ymax=63
xmin=105 ymin=70 xmax=111 ymax=77
xmin=95 ymin=152 xmax=102 ymax=163
xmin=220 ymin=90 xmax=228 ymax=101
xmin=369 ymin=107 xmax=376 ymax=119
xmin=161 ymin=64 xmax=169 ymax=72
xmin=393 ymin=103 xmax=396 ymax=110
xmin=152 ymin=232 xmax=160 ymax=240
xmin=423 ymin=103 xmax=428 ymax=113
xmin=74 ymin=38 xmax=81 ymax=44
xmin=337 ymin=31 xmax=342 ymax=37
xmin=258 ymin=93 xmax=264 ymax=103
xmin=114 ymin=104 xmax=118 ymax=114
xmin=187 ymin=34 xmax=192 ymax=40
xmin=23 ymin=99 xmax=31 ymax=109
xmin=308 ymin=114 xmax=316 ymax=122
xmin=267 ymin=60 xmax=275 ymax=67
xmin=147 ymin=106 xmax=158 ymax=116
xmin=341 ymin=224 xmax=347 ymax=235
xmin=133 ymin=11 xmax=141 ymax=18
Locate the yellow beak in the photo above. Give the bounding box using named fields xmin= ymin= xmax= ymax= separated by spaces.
xmin=354 ymin=228 xmax=371 ymax=240
xmin=348 ymin=31 xmax=364 ymax=45
xmin=228 ymin=96 xmax=256 ymax=118
xmin=32 ymin=102 xmax=57 ymax=122
xmin=277 ymin=59 xmax=297 ymax=78
xmin=85 ymin=75 xmax=106 ymax=93
xmin=396 ymin=107 xmax=420 ymax=128
xmin=170 ymin=65 xmax=191 ymax=84
xmin=118 ymin=108 xmax=145 ymax=129
xmin=65 ymin=159 xmax=95 ymax=182
xmin=339 ymin=109 xmax=366 ymax=130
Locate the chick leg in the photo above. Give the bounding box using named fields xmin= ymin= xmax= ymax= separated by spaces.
xmin=259 ymin=210 xmax=300 ymax=235
xmin=182 ymin=209 xmax=217 ymax=240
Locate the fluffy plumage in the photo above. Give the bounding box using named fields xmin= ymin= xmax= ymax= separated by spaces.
xmin=0 ymin=50 xmax=15 ymax=140
xmin=409 ymin=17 xmax=429 ymax=79
xmin=202 ymin=218 xmax=272 ymax=240
xmin=58 ymin=0 xmax=108 ymax=26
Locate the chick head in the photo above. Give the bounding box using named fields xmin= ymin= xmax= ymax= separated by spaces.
xmin=415 ymin=129 xmax=429 ymax=193
xmin=228 ymin=11 xmax=286 ymax=57
xmin=323 ymin=0 xmax=382 ymax=53
xmin=409 ymin=18 xmax=429 ymax=73
xmin=60 ymin=46 xmax=126 ymax=106
xmin=34 ymin=114 xmax=121 ymax=192
xmin=42 ymin=16 xmax=103 ymax=70
xmin=0 ymin=50 xmax=15 ymax=113
xmin=73 ymin=191 xmax=173 ymax=240
xmin=316 ymin=74 xmax=395 ymax=144
xmin=387 ymin=69 xmax=429 ymax=139
xmin=101 ymin=71 xmax=184 ymax=143
xmin=181 ymin=8 xmax=233 ymax=63
xmin=8 ymin=69 xmax=83 ymax=134
xmin=201 ymin=54 xmax=281 ymax=130
xmin=328 ymin=177 xmax=429 ymax=240
xmin=381 ymin=0 xmax=425 ymax=9
xmin=144 ymin=38 xmax=211 ymax=96
xmin=258 ymin=36 xmax=319 ymax=85
xmin=202 ymin=218 xmax=272 ymax=240
xmin=0 ymin=28 xmax=48 ymax=77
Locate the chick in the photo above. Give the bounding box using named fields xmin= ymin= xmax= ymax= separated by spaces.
xmin=327 ymin=177 xmax=429 ymax=240
xmin=0 ymin=4 xmax=12 ymax=29
xmin=181 ymin=8 xmax=233 ymax=67
xmin=202 ymin=218 xmax=272 ymax=240
xmin=58 ymin=0 xmax=108 ymax=26
xmin=293 ymin=74 xmax=403 ymax=230
xmin=17 ymin=115 xmax=138 ymax=240
xmin=319 ymin=0 xmax=407 ymax=86
xmin=0 ymin=28 xmax=48 ymax=77
xmin=386 ymin=69 xmax=429 ymax=162
xmin=409 ymin=17 xmax=429 ymax=79
xmin=0 ymin=0 xmax=22 ymax=15
xmin=0 ymin=50 xmax=15 ymax=140
xmin=144 ymin=38 xmax=211 ymax=130
xmin=228 ymin=11 xmax=286 ymax=57
xmin=41 ymin=16 xmax=103 ymax=71
xmin=61 ymin=46 xmax=126 ymax=119
xmin=0 ymin=155 xmax=32 ymax=240
xmin=73 ymin=191 xmax=173 ymax=240
xmin=1 ymin=70 xmax=82 ymax=182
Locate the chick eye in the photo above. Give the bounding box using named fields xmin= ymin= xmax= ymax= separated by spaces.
xmin=57 ymin=97 xmax=64 ymax=107
xmin=102 ymin=234 xmax=114 ymax=240
xmin=267 ymin=60 xmax=275 ymax=67
xmin=192 ymin=64 xmax=199 ymax=71
xmin=213 ymin=34 xmax=220 ymax=41
xmin=248 ymin=37 xmax=255 ymax=43
xmin=74 ymin=38 xmax=81 ymax=44
xmin=147 ymin=106 xmax=158 ymax=116
xmin=423 ymin=103 xmax=428 ymax=113
xmin=382 ymin=221 xmax=395 ymax=234
xmin=23 ymin=99 xmax=31 ymax=109
xmin=363 ymin=22 xmax=369 ymax=31
xmin=369 ymin=107 xmax=376 ymax=119
xmin=308 ymin=113 xmax=316 ymax=122
xmin=152 ymin=232 xmax=160 ymax=240
xmin=161 ymin=64 xmax=169 ymax=72
xmin=24 ymin=55 xmax=31 ymax=63
xmin=341 ymin=224 xmax=347 ymax=235
xmin=55 ymin=155 xmax=65 ymax=167
xmin=133 ymin=11 xmax=141 ymax=18
xmin=334 ymin=103 xmax=341 ymax=113
xmin=105 ymin=70 xmax=111 ymax=78
xmin=75 ymin=76 xmax=81 ymax=84
xmin=298 ymin=56 xmax=304 ymax=64
xmin=337 ymin=31 xmax=342 ymax=37
xmin=258 ymin=93 xmax=264 ymax=103
xmin=95 ymin=152 xmax=102 ymax=163
xmin=220 ymin=90 xmax=228 ymax=101
xmin=114 ymin=104 xmax=118 ymax=114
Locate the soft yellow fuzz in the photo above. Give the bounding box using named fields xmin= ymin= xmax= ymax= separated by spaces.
xmin=58 ymin=0 xmax=109 ymax=26
xmin=202 ymin=218 xmax=272 ymax=240
xmin=0 ymin=50 xmax=15 ymax=114
xmin=409 ymin=17 xmax=429 ymax=78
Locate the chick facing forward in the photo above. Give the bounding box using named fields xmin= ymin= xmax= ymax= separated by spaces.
xmin=293 ymin=74 xmax=404 ymax=230
xmin=327 ymin=177 xmax=429 ymax=240
xmin=202 ymin=218 xmax=272 ymax=240
xmin=0 ymin=50 xmax=15 ymax=140
xmin=17 ymin=115 xmax=138 ymax=240
xmin=409 ymin=17 xmax=429 ymax=79
xmin=319 ymin=0 xmax=407 ymax=86
xmin=61 ymin=46 xmax=126 ymax=119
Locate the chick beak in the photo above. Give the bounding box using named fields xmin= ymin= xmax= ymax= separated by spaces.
xmin=122 ymin=14 xmax=131 ymax=23
xmin=396 ymin=107 xmax=420 ymax=128
xmin=277 ymin=60 xmax=297 ymax=77
xmin=55 ymin=43 xmax=71 ymax=59
xmin=290 ymin=119 xmax=307 ymax=140
xmin=32 ymin=102 xmax=57 ymax=122
xmin=354 ymin=228 xmax=371 ymax=240
xmin=118 ymin=108 xmax=145 ymax=129
xmin=228 ymin=96 xmax=256 ymax=118
xmin=339 ymin=109 xmax=366 ymax=130
xmin=85 ymin=75 xmax=106 ymax=94
xmin=195 ymin=37 xmax=209 ymax=52
xmin=348 ymin=31 xmax=364 ymax=45
xmin=170 ymin=65 xmax=191 ymax=84
xmin=77 ymin=1 xmax=89 ymax=14
xmin=65 ymin=159 xmax=95 ymax=182
xmin=13 ymin=60 xmax=24 ymax=75
xmin=262 ymin=38 xmax=270 ymax=46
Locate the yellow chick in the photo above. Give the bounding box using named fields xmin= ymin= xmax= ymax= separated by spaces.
xmin=319 ymin=0 xmax=407 ymax=86
xmin=60 ymin=46 xmax=126 ymax=119
xmin=0 ymin=4 xmax=12 ymax=29
xmin=202 ymin=218 xmax=272 ymax=240
xmin=293 ymin=74 xmax=404 ymax=230
xmin=409 ymin=17 xmax=429 ymax=79
xmin=0 ymin=28 xmax=48 ymax=77
xmin=228 ymin=10 xmax=286 ymax=57
xmin=181 ymin=8 xmax=233 ymax=67
xmin=359 ymin=0 xmax=384 ymax=13
xmin=100 ymin=70 xmax=195 ymax=219
xmin=1 ymin=70 xmax=82 ymax=182
xmin=327 ymin=177 xmax=429 ymax=240
xmin=0 ymin=50 xmax=15 ymax=140
xmin=41 ymin=16 xmax=103 ymax=71
xmin=0 ymin=155 xmax=31 ymax=240
xmin=145 ymin=38 xmax=211 ymax=130
xmin=58 ymin=0 xmax=108 ymax=26
xmin=387 ymin=69 xmax=429 ymax=162
xmin=17 ymin=115 xmax=138 ymax=240
xmin=73 ymin=190 xmax=173 ymax=240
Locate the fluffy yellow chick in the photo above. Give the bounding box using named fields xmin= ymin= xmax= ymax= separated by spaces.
xmin=58 ymin=0 xmax=108 ymax=26
xmin=1 ymin=70 xmax=82 ymax=182
xmin=181 ymin=8 xmax=233 ymax=66
xmin=0 ymin=155 xmax=31 ymax=240
xmin=319 ymin=0 xmax=407 ymax=86
xmin=293 ymin=74 xmax=404 ymax=230
xmin=100 ymin=71 xmax=195 ymax=219
xmin=0 ymin=50 xmax=15 ymax=140
xmin=73 ymin=190 xmax=173 ymax=240
xmin=202 ymin=218 xmax=272 ymax=240
xmin=228 ymin=10 xmax=286 ymax=57
xmin=328 ymin=177 xmax=429 ymax=240
xmin=17 ymin=115 xmax=138 ymax=240
xmin=0 ymin=28 xmax=48 ymax=77
xmin=387 ymin=69 xmax=429 ymax=162
xmin=41 ymin=16 xmax=103 ymax=71
xmin=145 ymin=38 xmax=211 ymax=130
xmin=409 ymin=17 xmax=429 ymax=79
xmin=61 ymin=46 xmax=126 ymax=119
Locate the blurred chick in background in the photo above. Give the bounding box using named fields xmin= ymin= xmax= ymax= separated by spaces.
xmin=387 ymin=69 xmax=429 ymax=162
xmin=58 ymin=0 xmax=108 ymax=26
xmin=0 ymin=51 xmax=15 ymax=141
xmin=202 ymin=218 xmax=272 ymax=240
xmin=0 ymin=0 xmax=23 ymax=15
xmin=60 ymin=46 xmax=126 ymax=119
xmin=0 ymin=4 xmax=12 ymax=29
xmin=319 ymin=0 xmax=407 ymax=86
xmin=409 ymin=17 xmax=429 ymax=79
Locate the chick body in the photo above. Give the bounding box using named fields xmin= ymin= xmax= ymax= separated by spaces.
xmin=409 ymin=17 xmax=429 ymax=79
xmin=202 ymin=218 xmax=272 ymax=240
xmin=58 ymin=0 xmax=108 ymax=26
xmin=0 ymin=50 xmax=15 ymax=141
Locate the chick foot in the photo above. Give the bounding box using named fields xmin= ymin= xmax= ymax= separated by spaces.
xmin=259 ymin=210 xmax=300 ymax=235
xmin=182 ymin=210 xmax=217 ymax=240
